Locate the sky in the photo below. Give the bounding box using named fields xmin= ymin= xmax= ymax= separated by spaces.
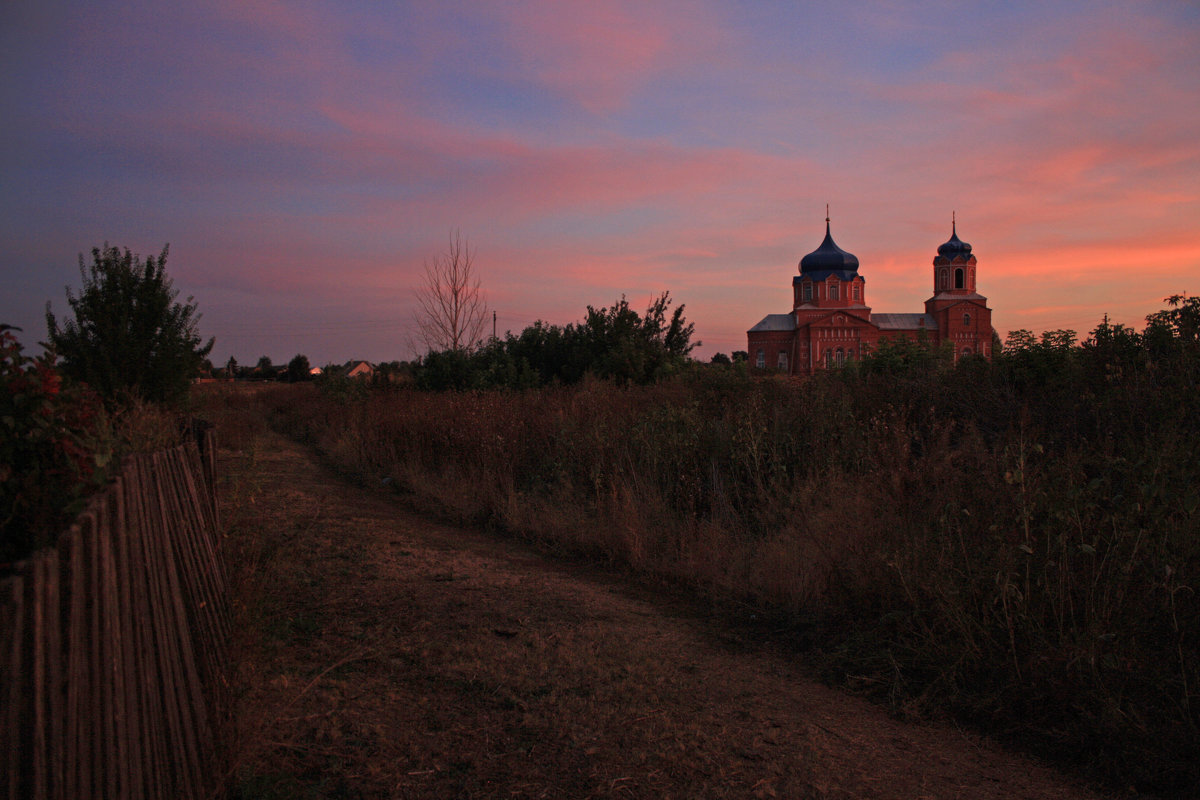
xmin=2 ymin=0 xmax=1199 ymax=366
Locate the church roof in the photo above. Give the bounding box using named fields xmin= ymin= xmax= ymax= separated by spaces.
xmin=930 ymin=292 xmax=988 ymax=303
xmin=873 ymin=313 xmax=938 ymax=330
xmin=936 ymin=218 xmax=973 ymax=260
xmin=748 ymin=313 xmax=796 ymax=332
xmin=799 ymin=218 xmax=859 ymax=279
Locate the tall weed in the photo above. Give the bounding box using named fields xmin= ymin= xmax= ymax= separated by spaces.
xmin=212 ymin=355 xmax=1199 ymax=795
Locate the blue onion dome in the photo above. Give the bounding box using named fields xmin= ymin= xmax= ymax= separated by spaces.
xmin=937 ymin=218 xmax=973 ymax=259
xmin=799 ymin=218 xmax=859 ymax=275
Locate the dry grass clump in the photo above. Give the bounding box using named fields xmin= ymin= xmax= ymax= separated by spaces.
xmin=200 ymin=357 xmax=1200 ymax=796
xmin=220 ymin=429 xmax=1099 ymax=800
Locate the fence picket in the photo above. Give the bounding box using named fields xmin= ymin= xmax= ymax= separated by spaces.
xmin=0 ymin=423 xmax=229 ymax=800
xmin=1 ymin=575 xmax=25 ymax=800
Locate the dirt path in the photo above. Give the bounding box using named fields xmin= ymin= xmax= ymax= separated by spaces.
xmin=224 ymin=431 xmax=1107 ymax=800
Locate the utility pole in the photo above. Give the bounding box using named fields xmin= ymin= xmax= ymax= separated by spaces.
xmin=493 ymin=310 xmax=497 ymax=341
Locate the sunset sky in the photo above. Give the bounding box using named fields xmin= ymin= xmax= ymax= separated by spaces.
xmin=3 ymin=1 xmax=1198 ymax=365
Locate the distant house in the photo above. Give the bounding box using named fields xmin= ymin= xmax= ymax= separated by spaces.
xmin=346 ymin=361 xmax=374 ymax=380
xmin=309 ymin=366 xmax=323 ymax=377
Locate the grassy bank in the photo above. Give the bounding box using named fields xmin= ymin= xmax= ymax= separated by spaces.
xmin=199 ymin=344 xmax=1200 ymax=795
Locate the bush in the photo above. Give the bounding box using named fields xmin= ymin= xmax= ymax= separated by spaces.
xmin=413 ymin=292 xmax=697 ymax=389
xmin=45 ymin=243 xmax=214 ymax=405
xmin=0 ymin=326 xmax=111 ymax=564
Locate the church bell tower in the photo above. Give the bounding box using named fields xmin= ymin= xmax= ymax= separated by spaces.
xmin=931 ymin=212 xmax=977 ymax=299
xmin=925 ymin=214 xmax=994 ymax=357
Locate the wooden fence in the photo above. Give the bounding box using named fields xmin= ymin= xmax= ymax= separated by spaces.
xmin=1 ymin=424 xmax=230 ymax=800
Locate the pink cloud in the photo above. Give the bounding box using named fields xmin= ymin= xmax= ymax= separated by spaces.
xmin=474 ymin=0 xmax=726 ymax=114
xmin=494 ymin=3 xmax=667 ymax=113
xmin=991 ymin=234 xmax=1200 ymax=281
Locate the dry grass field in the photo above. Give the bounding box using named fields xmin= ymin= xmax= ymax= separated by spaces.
xmin=221 ymin=427 xmax=1108 ymax=799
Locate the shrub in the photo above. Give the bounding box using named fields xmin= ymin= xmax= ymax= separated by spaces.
xmin=0 ymin=326 xmax=111 ymax=563
xmin=45 ymin=243 xmax=213 ymax=405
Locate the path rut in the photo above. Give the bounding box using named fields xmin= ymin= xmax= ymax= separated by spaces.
xmin=225 ymin=431 xmax=1105 ymax=800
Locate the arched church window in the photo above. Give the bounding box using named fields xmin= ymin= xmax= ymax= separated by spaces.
xmin=954 ymin=268 xmax=965 ymax=289
xmin=829 ymin=283 xmax=839 ymax=300
xmin=939 ymin=269 xmax=948 ymax=290
xmin=802 ymin=281 xmax=812 ymax=302
xmin=962 ymin=347 xmax=972 ymax=357
xmin=824 ymin=348 xmax=833 ymax=367
xmin=852 ymin=284 xmax=860 ymax=301
xmin=836 ymin=348 xmax=845 ymax=366
xmin=963 ymin=312 xmax=971 ymax=326
xmin=756 ymin=349 xmax=765 ymax=368
xmin=777 ymin=351 xmax=788 ymax=370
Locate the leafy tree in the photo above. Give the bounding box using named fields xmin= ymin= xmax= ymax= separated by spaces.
xmin=578 ymin=292 xmax=696 ymax=385
xmin=1002 ymin=329 xmax=1037 ymax=353
xmin=251 ymin=355 xmax=275 ymax=381
xmin=45 ymin=244 xmax=213 ymax=404
xmin=710 ymin=352 xmax=732 ymax=365
xmin=410 ymin=291 xmax=697 ymax=390
xmin=1146 ymin=293 xmax=1200 ymax=343
xmin=1142 ymin=294 xmax=1200 ymax=388
xmin=369 ymin=360 xmax=414 ymax=390
xmin=997 ymin=327 xmax=1081 ymax=394
xmin=1080 ymin=317 xmax=1144 ymax=386
xmin=286 ymin=353 xmax=311 ymax=383
xmin=504 ymin=319 xmax=589 ymax=385
xmin=854 ymin=330 xmax=949 ymax=377
xmin=415 ymin=348 xmax=477 ymax=391
xmin=1039 ymin=328 xmax=1078 ymax=350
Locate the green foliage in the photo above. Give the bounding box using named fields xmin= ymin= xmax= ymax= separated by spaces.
xmin=851 ymin=330 xmax=952 ymax=378
xmin=286 ymin=354 xmax=311 ymax=383
xmin=252 ymin=355 xmax=275 ymax=381
xmin=315 ymin=368 xmax=370 ymax=402
xmin=1147 ymin=292 xmax=1200 ymax=343
xmin=579 ymin=292 xmax=697 ymax=385
xmin=414 ymin=348 xmax=475 ymax=391
xmin=365 ymin=360 xmax=413 ymax=392
xmin=1 ymin=326 xmax=111 ymax=563
xmin=413 ymin=291 xmax=697 ymax=390
xmin=45 ymin=244 xmax=214 ymax=405
xmin=1079 ymin=317 xmax=1145 ymax=387
xmin=1143 ymin=294 xmax=1200 ymax=382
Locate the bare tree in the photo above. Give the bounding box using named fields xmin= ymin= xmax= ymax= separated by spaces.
xmin=414 ymin=231 xmax=489 ymax=353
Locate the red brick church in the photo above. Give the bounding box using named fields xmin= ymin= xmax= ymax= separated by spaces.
xmin=747 ymin=214 xmax=995 ymax=374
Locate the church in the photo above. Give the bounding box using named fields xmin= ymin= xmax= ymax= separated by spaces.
xmin=747 ymin=214 xmax=995 ymax=374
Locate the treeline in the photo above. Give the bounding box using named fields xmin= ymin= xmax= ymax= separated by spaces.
xmin=414 ymin=292 xmax=696 ymax=390
xmin=215 ymin=354 xmax=316 ymax=383
xmin=212 ymin=292 xmax=697 ymax=392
